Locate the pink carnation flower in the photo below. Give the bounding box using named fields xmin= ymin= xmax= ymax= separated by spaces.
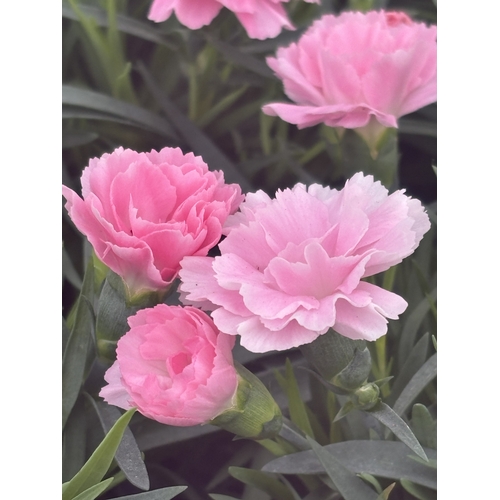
xmin=148 ymin=0 xmax=320 ymax=40
xmin=179 ymin=173 xmax=430 ymax=353
xmin=262 ymin=11 xmax=437 ymax=139
xmin=62 ymin=147 xmax=243 ymax=298
xmin=100 ymin=305 xmax=239 ymax=426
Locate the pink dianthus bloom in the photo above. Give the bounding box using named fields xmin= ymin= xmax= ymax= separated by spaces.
xmin=100 ymin=305 xmax=239 ymax=426
xmin=262 ymin=11 xmax=437 ymax=139
xmin=148 ymin=0 xmax=320 ymax=40
xmin=179 ymin=173 xmax=430 ymax=353
xmin=62 ymin=147 xmax=243 ymax=298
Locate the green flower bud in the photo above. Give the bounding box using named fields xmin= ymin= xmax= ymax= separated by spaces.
xmin=350 ymin=383 xmax=380 ymax=411
xmin=210 ymin=362 xmax=282 ymax=440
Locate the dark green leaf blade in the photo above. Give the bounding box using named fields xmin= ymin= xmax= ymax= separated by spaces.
xmin=262 ymin=440 xmax=436 ymax=490
xmin=89 ymin=398 xmax=150 ymax=491
xmin=62 ymin=3 xmax=177 ymax=49
xmin=62 ymin=258 xmax=95 ymax=429
xmin=62 ymin=408 xmax=136 ymax=500
xmin=229 ymin=467 xmax=294 ymax=500
xmin=393 ymin=353 xmax=437 ymax=416
xmin=368 ymin=403 xmax=427 ymax=461
xmin=305 ymin=436 xmax=379 ymax=500
xmin=62 ymin=85 xmax=178 ymax=139
xmin=72 ymin=478 xmax=114 ymax=500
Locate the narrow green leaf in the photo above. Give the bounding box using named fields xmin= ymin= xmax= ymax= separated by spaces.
xmin=109 ymin=486 xmax=188 ymax=499
xmin=88 ymin=398 xmax=150 ymax=490
xmin=136 ymin=62 xmax=252 ymax=192
xmin=62 ymin=85 xmax=178 ymax=139
xmin=393 ymin=354 xmax=437 ymax=416
xmin=197 ymin=85 xmax=249 ymax=128
xmin=376 ymin=483 xmax=396 ymax=500
xmin=367 ymin=403 xmax=427 ymax=461
xmin=388 ymin=333 xmax=430 ymax=406
xmin=206 ymin=35 xmax=274 ymax=78
xmin=62 ymin=258 xmax=95 ymax=429
xmin=209 ymin=495 xmax=241 ymax=500
xmin=62 ymin=396 xmax=88 ymax=482
xmin=62 ymin=131 xmax=99 ymax=150
xmin=398 ymin=289 xmax=437 ymax=367
xmin=400 ymin=479 xmax=437 ymax=500
xmin=357 ymin=473 xmax=383 ymax=494
xmin=63 ymin=2 xmax=177 ymax=48
xmin=277 ymin=359 xmax=315 ymax=438
xmin=410 ymin=404 xmax=437 ymax=450
xmin=262 ymin=440 xmax=436 ymax=490
xmin=229 ymin=467 xmax=294 ymax=500
xmin=62 ymin=105 xmax=139 ymax=127
xmin=72 ymin=477 xmax=114 ymax=500
xmin=305 ymin=436 xmax=379 ymax=500
xmin=62 ymin=408 xmax=136 ymax=500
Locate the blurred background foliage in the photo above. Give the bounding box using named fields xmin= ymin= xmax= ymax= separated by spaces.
xmin=62 ymin=0 xmax=437 ymax=498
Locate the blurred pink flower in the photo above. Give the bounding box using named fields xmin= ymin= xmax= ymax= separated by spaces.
xmin=62 ymin=147 xmax=243 ymax=298
xmin=100 ymin=305 xmax=238 ymax=426
xmin=179 ymin=173 xmax=430 ymax=353
xmin=148 ymin=0 xmax=320 ymax=40
xmin=262 ymin=10 xmax=437 ymax=138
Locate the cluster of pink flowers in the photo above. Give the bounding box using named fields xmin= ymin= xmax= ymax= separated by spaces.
xmin=148 ymin=0 xmax=320 ymax=40
xmin=62 ymin=8 xmax=436 ymax=429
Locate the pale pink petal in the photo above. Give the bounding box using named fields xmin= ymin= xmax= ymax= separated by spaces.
xmin=100 ymin=305 xmax=238 ymax=426
xmin=262 ymin=10 xmax=436 ymax=129
xmin=179 ymin=173 xmax=430 ymax=352
xmin=232 ymin=0 xmax=294 ymax=40
xmin=175 ymin=0 xmax=223 ymax=29
xmin=262 ymin=102 xmax=398 ymax=129
xmin=63 ymin=147 xmax=242 ymax=298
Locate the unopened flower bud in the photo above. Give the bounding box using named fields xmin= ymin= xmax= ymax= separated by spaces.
xmin=350 ymin=383 xmax=380 ymax=411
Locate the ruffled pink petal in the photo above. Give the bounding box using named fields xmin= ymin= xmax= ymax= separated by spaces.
xmin=231 ymin=0 xmax=294 ymax=40
xmin=148 ymin=0 xmax=177 ymax=22
xmin=148 ymin=0 xmax=222 ymax=27
xmin=262 ymin=102 xmax=398 ymax=129
xmin=100 ymin=362 xmax=134 ymax=410
xmin=333 ymin=282 xmax=408 ymax=341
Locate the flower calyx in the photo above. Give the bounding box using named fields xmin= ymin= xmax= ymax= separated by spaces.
xmin=210 ymin=362 xmax=282 ymax=440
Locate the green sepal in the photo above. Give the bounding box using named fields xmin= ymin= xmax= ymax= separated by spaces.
xmin=300 ymin=329 xmax=367 ymax=384
xmin=333 ymin=401 xmax=355 ymax=423
xmin=331 ymin=347 xmax=372 ymax=392
xmin=210 ymin=362 xmax=282 ymax=440
xmin=297 ymin=366 xmax=351 ymax=396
